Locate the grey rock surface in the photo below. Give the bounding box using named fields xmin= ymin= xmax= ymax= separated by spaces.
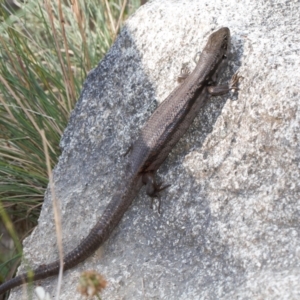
xmin=9 ymin=0 xmax=300 ymax=299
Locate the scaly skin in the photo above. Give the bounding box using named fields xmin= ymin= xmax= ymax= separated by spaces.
xmin=0 ymin=27 xmax=237 ymax=296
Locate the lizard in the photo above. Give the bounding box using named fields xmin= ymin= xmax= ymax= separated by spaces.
xmin=0 ymin=27 xmax=240 ymax=296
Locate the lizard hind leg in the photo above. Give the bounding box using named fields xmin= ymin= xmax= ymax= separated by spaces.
xmin=142 ymin=172 xmax=170 ymax=214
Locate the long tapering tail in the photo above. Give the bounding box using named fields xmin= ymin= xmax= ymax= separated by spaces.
xmin=0 ymin=176 xmax=142 ymax=296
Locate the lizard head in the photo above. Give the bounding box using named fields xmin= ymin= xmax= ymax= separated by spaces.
xmin=207 ymin=27 xmax=230 ymax=58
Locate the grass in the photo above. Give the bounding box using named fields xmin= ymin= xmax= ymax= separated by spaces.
xmin=0 ymin=0 xmax=141 ymax=297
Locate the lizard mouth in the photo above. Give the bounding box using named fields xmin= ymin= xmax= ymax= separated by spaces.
xmin=222 ymin=36 xmax=229 ymax=52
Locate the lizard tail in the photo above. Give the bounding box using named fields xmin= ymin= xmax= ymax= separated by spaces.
xmin=0 ymin=259 xmax=61 ymax=295
xmin=0 ymin=178 xmax=142 ymax=296
xmin=0 ymin=209 xmax=115 ymax=295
